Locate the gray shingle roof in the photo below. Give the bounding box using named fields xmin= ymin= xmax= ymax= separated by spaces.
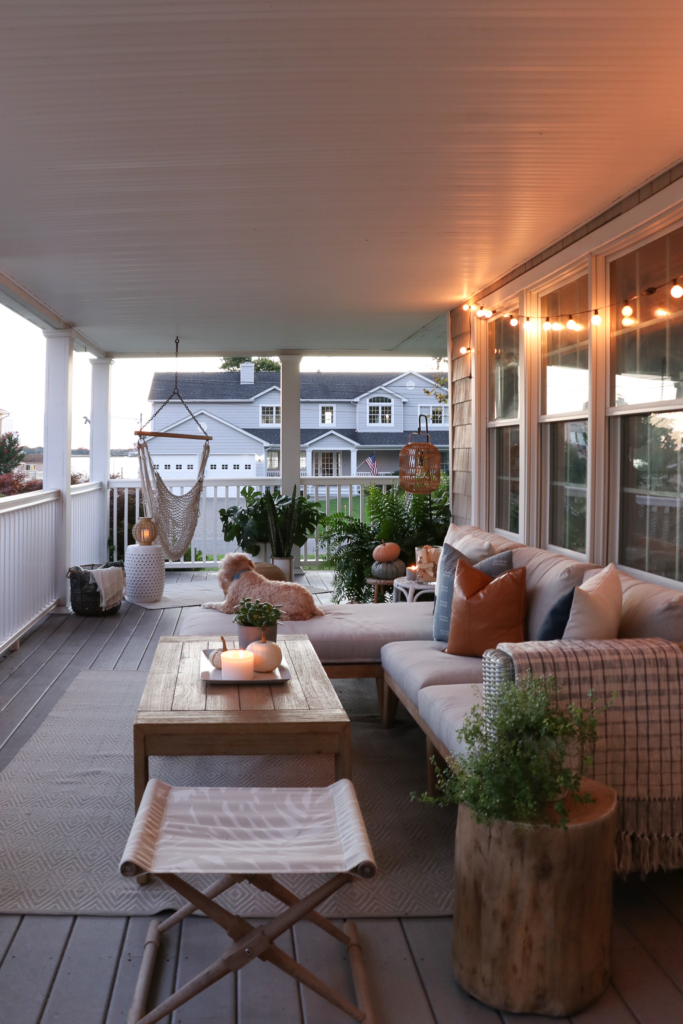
xmin=248 ymin=428 xmax=448 ymax=448
xmin=148 ymin=371 xmax=442 ymax=402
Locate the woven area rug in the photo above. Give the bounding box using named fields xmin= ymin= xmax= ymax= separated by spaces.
xmin=125 ymin=579 xmax=222 ymax=609
xmin=0 ymin=670 xmax=456 ymax=917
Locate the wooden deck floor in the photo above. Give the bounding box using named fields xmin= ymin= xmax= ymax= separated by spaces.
xmin=1 ymin=572 xmax=683 ymax=1023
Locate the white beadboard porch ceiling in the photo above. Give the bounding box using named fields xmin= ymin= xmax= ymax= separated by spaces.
xmin=1 ymin=1 xmax=683 ymax=358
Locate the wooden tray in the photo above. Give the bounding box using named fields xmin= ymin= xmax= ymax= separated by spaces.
xmin=199 ymin=649 xmax=292 ymax=684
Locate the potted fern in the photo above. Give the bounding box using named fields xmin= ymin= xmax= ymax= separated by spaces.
xmin=419 ymin=674 xmax=615 ymax=1016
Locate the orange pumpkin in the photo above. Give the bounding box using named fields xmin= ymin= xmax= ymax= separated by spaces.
xmin=373 ymin=541 xmax=401 ymax=562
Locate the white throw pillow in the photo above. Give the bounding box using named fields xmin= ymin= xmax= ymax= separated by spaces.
xmin=562 ymin=564 xmax=622 ymax=641
xmin=453 ymin=532 xmax=493 ymax=563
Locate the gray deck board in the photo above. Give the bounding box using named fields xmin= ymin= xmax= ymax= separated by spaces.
xmin=614 ymin=877 xmax=683 ymax=994
xmin=610 ymin=918 xmax=683 ymax=1023
xmin=293 ymin=919 xmax=358 ymax=1024
xmin=352 ymin=919 xmax=436 ymax=1024
xmin=41 ymin=916 xmax=127 ymax=1024
xmin=89 ymin=601 xmax=146 ymax=670
xmin=0 ymin=614 xmax=67 ymax=684
xmin=237 ymin=922 xmax=301 ymax=1024
xmin=173 ymin=915 xmax=236 ymax=1023
xmin=571 ymin=985 xmax=638 ymax=1023
xmin=105 ymin=915 xmax=180 ymax=1024
xmin=402 ymin=917 xmax=502 ymax=1023
xmin=0 ymin=915 xmax=73 ymax=1024
xmin=113 ymin=609 xmax=164 ymax=670
xmin=137 ymin=608 xmax=182 ymax=672
xmin=0 ymin=915 xmax=21 ymax=967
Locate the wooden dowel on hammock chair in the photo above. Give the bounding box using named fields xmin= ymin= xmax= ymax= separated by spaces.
xmin=135 ymin=430 xmax=213 ymax=441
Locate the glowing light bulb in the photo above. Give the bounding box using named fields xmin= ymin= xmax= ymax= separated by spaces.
xmin=655 ymin=308 xmax=668 ymax=317
xmin=552 ymin=321 xmax=562 ymax=331
xmin=523 ymin=317 xmax=532 ymax=330
xmin=475 ymin=307 xmax=485 ymax=318
xmin=509 ymin=315 xmax=519 ymax=327
xmin=672 ymin=280 xmax=683 ymax=298
xmin=459 ymin=345 xmax=469 ymax=355
xmin=543 ymin=317 xmax=552 ymax=332
xmin=566 ymin=317 xmax=577 ymax=331
xmin=591 ymin=311 xmax=602 ymax=326
xmin=622 ymin=316 xmax=636 ymax=327
xmin=462 ymin=303 xmax=470 ymax=311
xmin=483 ymin=308 xmax=493 ymax=319
xmin=622 ymin=303 xmax=633 ymax=317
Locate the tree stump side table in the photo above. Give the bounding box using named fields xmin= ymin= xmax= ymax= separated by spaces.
xmin=452 ymin=777 xmax=617 ymax=1016
xmin=124 ymin=543 xmax=165 ymax=603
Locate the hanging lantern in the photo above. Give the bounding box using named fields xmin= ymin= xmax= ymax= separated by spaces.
xmin=399 ymin=416 xmax=441 ymax=494
xmin=133 ymin=517 xmax=158 ymax=546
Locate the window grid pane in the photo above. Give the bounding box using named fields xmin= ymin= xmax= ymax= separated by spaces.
xmin=321 ymin=405 xmax=334 ymax=424
xmin=541 ymin=276 xmax=589 ymax=415
xmin=548 ymin=420 xmax=588 ymax=553
xmin=492 ymin=425 xmax=519 ymax=534
xmin=488 ymin=316 xmax=520 ymax=421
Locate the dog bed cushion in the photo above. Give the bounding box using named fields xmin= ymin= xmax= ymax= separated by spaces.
xmin=178 ymin=601 xmax=436 ymax=664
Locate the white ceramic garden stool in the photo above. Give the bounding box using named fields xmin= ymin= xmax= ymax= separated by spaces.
xmin=124 ymin=543 xmax=165 ymax=603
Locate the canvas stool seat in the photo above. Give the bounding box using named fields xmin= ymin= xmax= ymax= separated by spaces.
xmin=120 ymin=778 xmax=377 ymax=1024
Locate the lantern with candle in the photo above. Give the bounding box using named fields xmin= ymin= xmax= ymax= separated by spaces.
xmin=132 ymin=517 xmax=158 ymax=546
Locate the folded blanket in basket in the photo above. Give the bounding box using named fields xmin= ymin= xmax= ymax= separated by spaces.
xmin=498 ymin=637 xmax=683 ymax=875
xmin=90 ymin=566 xmax=125 ymax=611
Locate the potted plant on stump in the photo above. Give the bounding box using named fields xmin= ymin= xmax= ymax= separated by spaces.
xmin=422 ymin=674 xmax=615 ymax=1017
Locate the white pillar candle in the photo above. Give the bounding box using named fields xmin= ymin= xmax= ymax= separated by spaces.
xmin=406 ymin=565 xmax=418 ymax=581
xmin=221 ymin=649 xmax=255 ymax=681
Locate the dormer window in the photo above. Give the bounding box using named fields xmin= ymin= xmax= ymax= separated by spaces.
xmin=261 ymin=405 xmax=281 ymax=425
xmin=320 ymin=405 xmax=335 ymax=425
xmin=368 ymin=396 xmax=392 ymax=425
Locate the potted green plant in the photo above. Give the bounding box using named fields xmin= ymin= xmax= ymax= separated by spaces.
xmin=418 ymin=675 xmax=614 ymax=1016
xmin=263 ymin=486 xmax=323 ymax=580
xmin=233 ymin=597 xmax=282 ymax=649
xmin=218 ymin=486 xmax=271 ymax=560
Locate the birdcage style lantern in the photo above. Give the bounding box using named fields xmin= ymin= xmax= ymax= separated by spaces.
xmin=399 ymin=415 xmax=441 ymax=494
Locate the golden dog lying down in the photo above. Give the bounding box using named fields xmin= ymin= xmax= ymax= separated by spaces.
xmin=203 ymin=553 xmax=324 ymax=621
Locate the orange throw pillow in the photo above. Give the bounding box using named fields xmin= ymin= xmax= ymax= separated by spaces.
xmin=446 ymin=561 xmax=526 ymax=657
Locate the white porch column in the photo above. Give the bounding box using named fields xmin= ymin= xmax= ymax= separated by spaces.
xmin=349 ymin=449 xmax=357 ymax=475
xmin=305 ymin=449 xmax=313 ymax=478
xmin=89 ymin=358 xmax=112 ymax=484
xmin=43 ymin=329 xmax=74 ymax=606
xmin=279 ymin=354 xmax=301 ymax=495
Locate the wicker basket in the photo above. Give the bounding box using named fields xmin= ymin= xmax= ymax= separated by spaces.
xmin=67 ymin=561 xmax=125 ymax=617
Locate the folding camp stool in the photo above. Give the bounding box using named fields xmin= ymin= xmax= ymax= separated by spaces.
xmin=120 ymin=778 xmax=377 ymax=1024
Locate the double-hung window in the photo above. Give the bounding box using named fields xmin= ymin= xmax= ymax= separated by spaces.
xmin=540 ymin=276 xmax=590 ymax=555
xmin=320 ymin=405 xmax=335 ymax=425
xmin=418 ymin=404 xmax=448 ymax=427
xmin=368 ymin=396 xmax=392 ymax=425
xmin=260 ymin=405 xmax=281 ymax=426
xmin=488 ymin=314 xmax=520 ymax=535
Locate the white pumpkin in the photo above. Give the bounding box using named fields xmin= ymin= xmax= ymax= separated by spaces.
xmin=247 ymin=640 xmax=283 ymax=673
xmin=210 ymin=650 xmax=223 ymax=669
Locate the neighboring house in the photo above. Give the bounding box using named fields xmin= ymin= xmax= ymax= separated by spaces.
xmin=146 ymin=365 xmax=448 ymax=479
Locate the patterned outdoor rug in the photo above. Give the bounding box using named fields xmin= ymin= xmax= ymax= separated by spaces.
xmin=0 ymin=670 xmax=456 ymax=917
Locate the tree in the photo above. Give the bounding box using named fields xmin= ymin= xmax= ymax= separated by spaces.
xmin=221 ymin=356 xmax=280 ymax=372
xmin=422 ymin=357 xmax=448 ymax=405
xmin=0 ymin=431 xmax=26 ymax=474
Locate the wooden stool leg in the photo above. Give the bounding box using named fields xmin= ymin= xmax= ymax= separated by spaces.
xmin=381 ymin=684 xmax=399 ymax=729
xmin=127 ymin=920 xmax=161 ymax=1024
xmin=334 ymin=722 xmax=352 ymax=781
xmin=345 ymin=921 xmax=377 ymax=1024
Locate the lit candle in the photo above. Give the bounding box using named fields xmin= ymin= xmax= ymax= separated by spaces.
xmin=406 ymin=565 xmax=418 ymax=581
xmin=220 ymin=649 xmax=255 ymax=681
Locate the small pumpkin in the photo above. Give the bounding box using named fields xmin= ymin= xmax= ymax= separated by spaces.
xmin=371 ymin=559 xmax=406 ymax=580
xmin=373 ymin=541 xmax=401 ymax=562
xmin=248 ymin=639 xmax=283 ymax=673
xmin=209 ymin=637 xmax=228 ymax=668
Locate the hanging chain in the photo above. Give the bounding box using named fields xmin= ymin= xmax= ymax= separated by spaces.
xmin=138 ymin=336 xmax=209 ymax=437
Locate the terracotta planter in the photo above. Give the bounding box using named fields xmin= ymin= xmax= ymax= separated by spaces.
xmin=236 ymin=624 xmax=278 ymax=649
xmin=271 ymin=556 xmax=293 ymax=581
xmin=452 ymin=778 xmax=617 ymax=1016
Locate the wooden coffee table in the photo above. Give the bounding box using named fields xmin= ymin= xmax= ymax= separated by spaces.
xmin=133 ymin=634 xmax=351 ymax=811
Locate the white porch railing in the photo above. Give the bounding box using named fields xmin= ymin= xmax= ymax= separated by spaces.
xmin=109 ymin=475 xmax=397 ymax=569
xmin=71 ymin=481 xmax=108 ymax=566
xmin=0 ymin=489 xmax=60 ymax=655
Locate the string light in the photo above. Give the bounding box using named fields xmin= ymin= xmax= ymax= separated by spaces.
xmin=672 ymin=280 xmax=683 ymax=298
xmin=621 ymin=302 xmax=633 ymax=317
xmin=475 ymin=306 xmax=485 ymax=318
xmin=462 ymin=303 xmax=470 ymax=311
xmin=509 ymin=315 xmax=519 ymax=327
xmin=459 ymin=344 xmax=471 ymax=355
xmin=591 ymin=310 xmax=602 ymax=325
xmin=543 ymin=317 xmax=552 ymax=332
xmin=523 ymin=317 xmax=532 ymax=330
xmin=552 ymin=321 xmax=563 ymax=331
xmin=622 ymin=316 xmax=636 ymax=327
xmin=483 ymin=308 xmax=493 ymax=318
xmin=566 ymin=316 xmax=577 ymax=331
xmin=655 ymin=308 xmax=668 ymax=317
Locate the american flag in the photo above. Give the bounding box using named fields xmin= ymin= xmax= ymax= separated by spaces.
xmin=364 ymin=453 xmax=378 ymax=476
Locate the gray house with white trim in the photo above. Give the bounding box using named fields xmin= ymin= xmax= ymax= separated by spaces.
xmin=146 ymin=365 xmax=448 ymax=479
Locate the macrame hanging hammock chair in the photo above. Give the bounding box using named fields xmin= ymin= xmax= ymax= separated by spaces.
xmin=135 ymin=338 xmax=212 ymax=561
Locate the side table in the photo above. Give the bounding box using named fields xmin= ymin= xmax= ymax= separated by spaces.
xmin=124 ymin=543 xmax=165 ymax=603
xmin=365 ymin=578 xmax=396 ymax=604
xmin=393 ymin=577 xmax=436 ymax=603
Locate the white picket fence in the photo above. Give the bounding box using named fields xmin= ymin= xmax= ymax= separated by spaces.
xmin=109 ymin=475 xmax=396 ymax=568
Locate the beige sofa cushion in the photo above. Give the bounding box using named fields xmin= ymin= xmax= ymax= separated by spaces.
xmin=618 ymin=572 xmax=683 ymax=640
xmin=381 ymin=640 xmax=482 ymax=705
xmin=510 ymin=547 xmax=600 ymax=641
xmin=417 ymin=684 xmax=483 ymax=758
xmin=178 ymin=601 xmax=435 ymax=664
xmin=444 ymin=524 xmax=523 ymax=555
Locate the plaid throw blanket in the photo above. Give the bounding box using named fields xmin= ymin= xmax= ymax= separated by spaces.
xmin=497 ymin=638 xmax=683 ymax=875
